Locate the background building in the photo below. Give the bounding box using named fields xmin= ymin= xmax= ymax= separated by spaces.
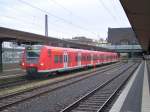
xmin=64 ymin=36 xmax=95 ymax=45
xmin=107 ymin=27 xmax=142 ymax=58
xmin=108 ymin=28 xmax=139 ymax=45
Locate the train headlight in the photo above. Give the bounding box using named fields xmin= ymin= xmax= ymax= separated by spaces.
xmin=22 ymin=62 xmax=25 ymax=66
xmin=40 ymin=63 xmax=44 ymax=66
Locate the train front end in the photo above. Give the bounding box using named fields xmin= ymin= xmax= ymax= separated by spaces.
xmin=21 ymin=45 xmax=42 ymax=76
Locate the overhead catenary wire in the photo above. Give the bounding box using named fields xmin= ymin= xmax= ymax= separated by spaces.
xmin=18 ymin=0 xmax=97 ymax=36
xmin=1 ymin=15 xmax=73 ymax=37
xmin=0 ymin=1 xmax=87 ymax=38
xmin=109 ymin=0 xmax=123 ymax=24
xmin=49 ymin=0 xmax=89 ymax=23
xmin=1 ymin=15 xmax=42 ymax=28
xmin=49 ymin=0 xmax=72 ymax=15
xmin=0 ymin=0 xmax=45 ymax=21
xmin=97 ymin=0 xmax=118 ymax=24
xmin=0 ymin=1 xmax=70 ymax=32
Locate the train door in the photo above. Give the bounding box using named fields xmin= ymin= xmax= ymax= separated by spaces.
xmin=63 ymin=51 xmax=68 ymax=69
xmin=78 ymin=52 xmax=81 ymax=66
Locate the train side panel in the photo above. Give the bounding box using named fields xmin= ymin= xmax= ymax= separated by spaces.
xmin=21 ymin=45 xmax=119 ymax=76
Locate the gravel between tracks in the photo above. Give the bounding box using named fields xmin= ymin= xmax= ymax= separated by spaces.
xmin=1 ymin=62 xmax=133 ymax=112
xmin=0 ymin=62 xmax=120 ymax=97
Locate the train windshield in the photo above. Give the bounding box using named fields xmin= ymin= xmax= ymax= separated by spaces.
xmin=26 ymin=45 xmax=42 ymax=58
xmin=25 ymin=46 xmax=42 ymax=63
xmin=26 ymin=50 xmax=40 ymax=58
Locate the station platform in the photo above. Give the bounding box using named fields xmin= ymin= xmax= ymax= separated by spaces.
xmin=110 ymin=60 xmax=150 ymax=112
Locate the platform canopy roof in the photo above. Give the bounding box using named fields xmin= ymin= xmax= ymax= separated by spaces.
xmin=0 ymin=27 xmax=111 ymax=52
xmin=120 ymin=0 xmax=150 ymax=51
xmin=0 ymin=27 xmax=61 ymax=44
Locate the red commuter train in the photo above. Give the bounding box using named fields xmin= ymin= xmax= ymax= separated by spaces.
xmin=21 ymin=45 xmax=118 ymax=76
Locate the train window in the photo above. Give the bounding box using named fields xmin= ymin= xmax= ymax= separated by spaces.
xmin=83 ymin=56 xmax=84 ymax=61
xmin=81 ymin=56 xmax=83 ymax=61
xmin=82 ymin=56 xmax=85 ymax=61
xmin=68 ymin=56 xmax=70 ymax=63
xmin=99 ymin=55 xmax=101 ymax=60
xmin=87 ymin=55 xmax=91 ymax=61
xmin=48 ymin=50 xmax=51 ymax=56
xmin=101 ymin=55 xmax=102 ymax=59
xmin=54 ymin=55 xmax=59 ymax=63
xmin=103 ymin=55 xmax=105 ymax=60
xmin=59 ymin=55 xmax=63 ymax=63
xmin=93 ymin=55 xmax=96 ymax=61
xmin=75 ymin=55 xmax=78 ymax=62
xmin=84 ymin=56 xmax=86 ymax=61
xmin=86 ymin=56 xmax=88 ymax=61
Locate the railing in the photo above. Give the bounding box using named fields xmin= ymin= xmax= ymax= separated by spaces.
xmin=2 ymin=48 xmax=24 ymax=64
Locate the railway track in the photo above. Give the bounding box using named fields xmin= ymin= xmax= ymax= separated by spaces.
xmin=0 ymin=77 xmax=28 ymax=89
xmin=61 ymin=63 xmax=139 ymax=112
xmin=0 ymin=62 xmax=126 ymax=111
xmin=0 ymin=62 xmax=120 ymax=90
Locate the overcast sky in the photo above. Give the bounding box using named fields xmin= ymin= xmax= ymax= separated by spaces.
xmin=0 ymin=0 xmax=131 ymax=40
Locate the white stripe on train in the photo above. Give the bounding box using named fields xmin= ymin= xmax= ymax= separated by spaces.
xmin=38 ymin=60 xmax=117 ymax=73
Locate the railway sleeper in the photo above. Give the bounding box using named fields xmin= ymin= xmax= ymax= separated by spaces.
xmin=77 ymin=105 xmax=101 ymax=108
xmin=74 ymin=107 xmax=99 ymax=111
xmin=87 ymin=98 xmax=107 ymax=101
xmin=82 ymin=103 xmax=105 ymax=107
xmin=89 ymin=95 xmax=111 ymax=98
xmin=71 ymin=110 xmax=94 ymax=112
xmin=83 ymin=102 xmax=105 ymax=105
xmin=86 ymin=100 xmax=106 ymax=104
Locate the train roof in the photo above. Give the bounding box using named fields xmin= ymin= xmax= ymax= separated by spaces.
xmin=30 ymin=45 xmax=117 ymax=54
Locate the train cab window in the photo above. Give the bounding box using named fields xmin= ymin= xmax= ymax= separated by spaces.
xmin=26 ymin=47 xmax=41 ymax=64
xmin=26 ymin=46 xmax=42 ymax=59
xmin=26 ymin=50 xmax=40 ymax=58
